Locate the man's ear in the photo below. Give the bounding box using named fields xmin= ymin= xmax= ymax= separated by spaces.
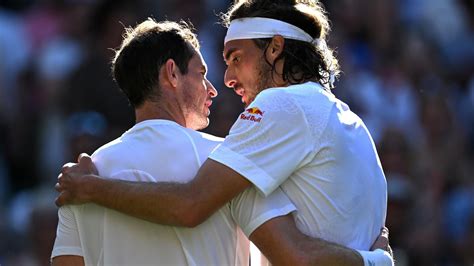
xmin=162 ymin=58 xmax=179 ymax=88
xmin=265 ymin=35 xmax=285 ymax=64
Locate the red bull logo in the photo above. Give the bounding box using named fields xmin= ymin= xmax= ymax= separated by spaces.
xmin=245 ymin=107 xmax=265 ymax=116
xmin=240 ymin=107 xmax=264 ymax=122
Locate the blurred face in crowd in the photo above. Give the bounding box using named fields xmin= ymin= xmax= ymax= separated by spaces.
xmin=178 ymin=50 xmax=217 ymax=130
xmin=223 ymin=39 xmax=273 ymax=107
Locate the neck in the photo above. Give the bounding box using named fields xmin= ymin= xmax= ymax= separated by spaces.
xmin=135 ymin=100 xmax=186 ymax=127
xmin=271 ymin=57 xmax=318 ymax=87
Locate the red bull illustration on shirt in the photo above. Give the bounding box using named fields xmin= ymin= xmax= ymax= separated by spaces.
xmin=240 ymin=107 xmax=264 ymax=123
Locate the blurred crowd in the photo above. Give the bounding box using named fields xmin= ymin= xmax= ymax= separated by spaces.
xmin=0 ymin=0 xmax=473 ymax=265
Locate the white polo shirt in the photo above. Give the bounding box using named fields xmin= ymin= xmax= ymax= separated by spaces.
xmin=51 ymin=120 xmax=296 ymax=265
xmin=209 ymin=82 xmax=387 ymax=250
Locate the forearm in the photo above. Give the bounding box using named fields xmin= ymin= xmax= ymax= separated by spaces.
xmin=86 ymin=176 xmax=197 ymax=226
xmin=295 ymin=235 xmax=363 ymax=266
xmin=250 ymin=215 xmax=363 ymax=266
xmin=57 ymin=159 xmax=250 ymax=227
xmin=282 ymin=234 xmax=393 ymax=266
xmin=264 ymin=234 xmax=363 ymax=266
xmin=295 ymin=235 xmax=394 ymax=266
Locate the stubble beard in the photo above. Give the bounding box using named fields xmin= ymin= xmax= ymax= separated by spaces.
xmin=183 ymin=81 xmax=209 ymax=130
xmin=247 ymin=59 xmax=273 ymax=107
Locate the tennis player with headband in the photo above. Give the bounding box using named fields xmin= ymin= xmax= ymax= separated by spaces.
xmin=56 ymin=1 xmax=393 ymax=265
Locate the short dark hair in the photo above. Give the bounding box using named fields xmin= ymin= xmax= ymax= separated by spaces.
xmin=222 ymin=0 xmax=339 ymax=88
xmin=112 ymin=18 xmax=199 ymax=108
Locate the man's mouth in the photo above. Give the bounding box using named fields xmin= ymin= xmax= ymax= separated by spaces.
xmin=234 ymin=86 xmax=244 ymax=96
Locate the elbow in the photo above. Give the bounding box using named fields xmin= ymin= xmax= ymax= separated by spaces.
xmin=171 ymin=196 xmax=207 ymax=228
xmin=175 ymin=209 xmax=202 ymax=228
xmin=287 ymin=251 xmax=311 ymax=266
xmin=265 ymin=242 xmax=311 ymax=266
xmin=179 ymin=214 xmax=203 ymax=228
xmin=270 ymin=251 xmax=310 ymax=266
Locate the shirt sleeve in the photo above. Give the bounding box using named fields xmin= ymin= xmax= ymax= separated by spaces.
xmin=230 ymin=186 xmax=297 ymax=237
xmin=209 ymin=89 xmax=313 ymax=196
xmin=51 ymin=206 xmax=83 ymax=259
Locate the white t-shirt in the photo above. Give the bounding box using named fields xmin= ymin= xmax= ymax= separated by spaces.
xmin=51 ymin=120 xmax=296 ymax=265
xmin=209 ymin=82 xmax=387 ymax=250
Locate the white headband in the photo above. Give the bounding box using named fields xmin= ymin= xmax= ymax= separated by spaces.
xmin=224 ymin=17 xmax=321 ymax=46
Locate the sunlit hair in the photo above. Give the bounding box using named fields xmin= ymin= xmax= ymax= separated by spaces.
xmin=112 ymin=18 xmax=199 ymax=107
xmin=222 ymin=0 xmax=340 ymax=89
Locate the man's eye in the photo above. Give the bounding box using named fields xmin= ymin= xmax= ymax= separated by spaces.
xmin=233 ymin=56 xmax=240 ymax=63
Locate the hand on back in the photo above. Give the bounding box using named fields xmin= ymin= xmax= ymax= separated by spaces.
xmin=55 ymin=153 xmax=98 ymax=207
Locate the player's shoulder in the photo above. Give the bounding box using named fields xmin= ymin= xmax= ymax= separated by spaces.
xmin=254 ymin=82 xmax=325 ymax=106
xmin=249 ymin=84 xmax=306 ymax=118
xmin=91 ymin=136 xmax=124 ymax=161
xmin=181 ymin=128 xmax=223 ymax=151
xmin=90 ymin=133 xmax=132 ymax=176
xmin=253 ymin=85 xmax=289 ymax=104
xmin=194 ymin=131 xmax=224 ymax=143
xmin=91 ymin=120 xmax=190 ymax=170
xmin=93 ymin=121 xmax=213 ymax=178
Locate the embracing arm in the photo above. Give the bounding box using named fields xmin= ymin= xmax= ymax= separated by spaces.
xmin=56 ymin=156 xmax=251 ymax=227
xmin=250 ymin=215 xmax=393 ymax=266
xmin=250 ymin=215 xmax=362 ymax=266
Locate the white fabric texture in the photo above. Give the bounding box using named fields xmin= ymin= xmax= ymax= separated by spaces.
xmin=224 ymin=17 xmax=320 ymax=45
xmin=51 ymin=119 xmax=296 ymax=265
xmin=209 ymin=82 xmax=387 ymax=250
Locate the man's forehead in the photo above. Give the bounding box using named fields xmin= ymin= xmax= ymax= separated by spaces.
xmin=223 ymin=39 xmax=251 ymax=59
xmin=191 ymin=50 xmax=207 ymax=69
xmin=222 ymin=39 xmax=260 ymax=60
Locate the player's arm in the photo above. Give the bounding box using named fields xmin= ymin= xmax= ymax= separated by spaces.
xmin=250 ymin=214 xmax=394 ymax=266
xmin=56 ymin=91 xmax=321 ymax=227
xmin=51 ymin=255 xmax=84 ymax=266
xmin=56 ymin=155 xmax=251 ymax=227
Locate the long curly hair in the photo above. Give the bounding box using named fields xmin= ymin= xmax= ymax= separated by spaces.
xmin=222 ymin=0 xmax=340 ymax=89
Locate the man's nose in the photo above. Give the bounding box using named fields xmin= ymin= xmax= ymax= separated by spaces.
xmin=224 ymin=68 xmax=236 ymax=89
xmin=206 ymin=80 xmax=218 ymax=98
